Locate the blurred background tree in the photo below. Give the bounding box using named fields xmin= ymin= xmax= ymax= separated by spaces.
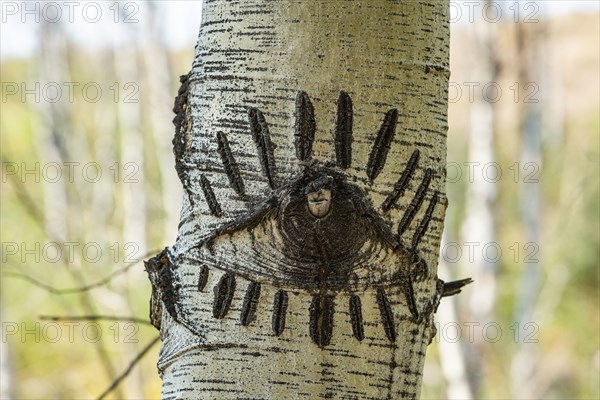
xmin=1 ymin=1 xmax=598 ymax=399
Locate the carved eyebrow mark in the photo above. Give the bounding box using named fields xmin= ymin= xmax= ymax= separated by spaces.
xmin=411 ymin=192 xmax=438 ymax=250
xmin=366 ymin=109 xmax=399 ymax=181
xmin=240 ymin=281 xmax=261 ymax=326
xmin=199 ymin=174 xmax=223 ymax=217
xmin=248 ymin=108 xmax=277 ymax=189
xmin=381 ymin=149 xmax=420 ymax=212
xmin=335 ymin=91 xmax=353 ymax=169
xmin=376 ymin=288 xmax=396 ymax=342
xmin=294 ymin=91 xmax=316 ymax=162
xmin=272 ymin=290 xmax=289 ymax=336
xmin=349 ymin=294 xmax=364 ymax=341
xmin=309 ymin=295 xmax=335 ymax=347
xmin=216 ymin=131 xmax=245 ymax=196
xmin=213 ymin=272 xmax=236 ymax=319
xmin=397 ymin=168 xmax=433 ymax=237
xmin=197 ymin=265 xmax=209 ymax=292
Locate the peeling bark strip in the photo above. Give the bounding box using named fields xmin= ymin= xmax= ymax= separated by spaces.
xmin=199 ymin=175 xmax=222 ymax=217
xmin=376 ymin=288 xmax=396 ymax=342
xmin=272 ymin=290 xmax=289 ymax=336
xmin=411 ymin=192 xmax=438 ymax=249
xmin=397 ymin=168 xmax=434 ymax=236
xmin=248 ymin=108 xmax=277 ymax=188
xmin=309 ymin=295 xmax=335 ymax=347
xmin=381 ymin=149 xmax=420 ymax=212
xmin=216 ymin=131 xmax=245 ymax=195
xmin=349 ymin=294 xmax=364 ymax=341
xmin=240 ymin=281 xmax=261 ymax=326
xmin=335 ymin=91 xmax=353 ymax=168
xmin=294 ymin=91 xmax=316 ymax=161
xmin=213 ymin=272 xmax=236 ymax=319
xmin=366 ymin=109 xmax=399 ymax=181
xmin=197 ymin=265 xmax=209 ymax=292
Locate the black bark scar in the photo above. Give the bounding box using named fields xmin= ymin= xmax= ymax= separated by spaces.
xmin=335 ymin=91 xmax=353 ymax=168
xmin=294 ymin=91 xmax=316 ymax=162
xmin=248 ymin=108 xmax=277 ymax=189
xmin=217 ymin=131 xmax=245 ymax=196
xmin=367 ymin=109 xmax=399 ymax=181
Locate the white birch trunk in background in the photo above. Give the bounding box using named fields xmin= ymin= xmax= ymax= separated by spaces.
xmin=462 ymin=2 xmax=499 ymax=324
xmin=147 ymin=2 xmax=457 ymax=398
xmin=114 ymin=22 xmax=147 ymax=400
xmin=510 ymin=22 xmax=543 ymax=399
xmin=114 ymin=27 xmax=147 ymax=259
xmin=451 ymin=6 xmax=499 ymax=397
xmin=35 ymin=22 xmax=123 ymax=397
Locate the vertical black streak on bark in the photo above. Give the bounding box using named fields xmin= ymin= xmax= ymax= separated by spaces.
xmin=382 ymin=149 xmax=420 ymax=211
xmin=213 ymin=272 xmax=236 ymax=319
xmin=199 ymin=174 xmax=222 ymax=217
xmin=197 ymin=265 xmax=209 ymax=292
xmin=216 ymin=132 xmax=245 ymax=195
xmin=294 ymin=91 xmax=316 ymax=161
xmin=335 ymin=91 xmax=353 ymax=168
xmin=309 ymin=295 xmax=335 ymax=347
xmin=349 ymin=295 xmax=364 ymax=341
xmin=376 ymin=288 xmax=396 ymax=342
xmin=411 ymin=192 xmax=438 ymax=249
xmin=397 ymin=168 xmax=433 ymax=236
xmin=248 ymin=108 xmax=277 ymax=189
xmin=240 ymin=281 xmax=261 ymax=326
xmin=366 ymin=109 xmax=399 ymax=181
xmin=272 ymin=290 xmax=289 ymax=336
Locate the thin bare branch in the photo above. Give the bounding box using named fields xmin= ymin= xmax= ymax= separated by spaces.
xmin=1 ymin=249 xmax=159 ymax=294
xmin=96 ymin=335 xmax=161 ymax=400
xmin=39 ymin=315 xmax=153 ymax=326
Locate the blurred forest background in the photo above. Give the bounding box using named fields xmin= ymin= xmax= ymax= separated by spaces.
xmin=1 ymin=1 xmax=598 ymax=399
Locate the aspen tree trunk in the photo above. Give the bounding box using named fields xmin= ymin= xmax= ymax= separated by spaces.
xmin=147 ymin=1 xmax=456 ymax=399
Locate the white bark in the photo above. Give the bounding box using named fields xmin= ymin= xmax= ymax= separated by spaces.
xmin=149 ymin=2 xmax=451 ymax=399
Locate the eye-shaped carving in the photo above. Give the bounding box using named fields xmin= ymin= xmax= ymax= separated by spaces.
xmin=162 ymin=89 xmax=471 ymax=347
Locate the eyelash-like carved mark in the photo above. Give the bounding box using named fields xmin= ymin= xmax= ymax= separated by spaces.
xmin=397 ymin=168 xmax=433 ymax=237
xmin=367 ymin=109 xmax=399 ymax=181
xmin=248 ymin=108 xmax=277 ymax=189
xmin=294 ymin=91 xmax=316 ymax=162
xmin=272 ymin=290 xmax=289 ymax=336
xmin=335 ymin=91 xmax=353 ymax=169
xmin=349 ymin=294 xmax=364 ymax=341
xmin=197 ymin=265 xmax=209 ymax=292
xmin=381 ymin=149 xmax=420 ymax=212
xmin=309 ymin=295 xmax=335 ymax=347
xmin=200 ymin=174 xmax=222 ymax=217
xmin=213 ymin=272 xmax=236 ymax=319
xmin=376 ymin=288 xmax=396 ymax=342
xmin=411 ymin=192 xmax=438 ymax=250
xmin=240 ymin=281 xmax=261 ymax=326
xmin=216 ymin=131 xmax=245 ymax=196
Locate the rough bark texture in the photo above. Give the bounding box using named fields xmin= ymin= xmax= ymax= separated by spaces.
xmin=148 ymin=1 xmax=451 ymax=399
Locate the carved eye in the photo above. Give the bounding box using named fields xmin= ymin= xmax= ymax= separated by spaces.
xmin=276 ymin=173 xmax=373 ymax=270
xmin=180 ymin=91 xmax=440 ymax=346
